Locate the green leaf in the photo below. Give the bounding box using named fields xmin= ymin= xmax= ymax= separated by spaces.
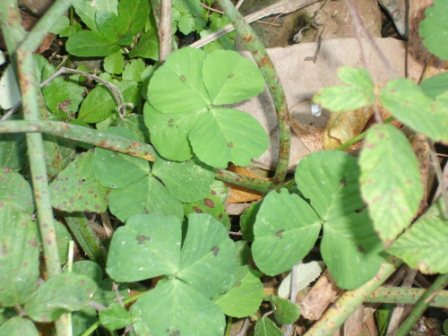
xmin=103 ymin=51 xmax=124 ymax=75
xmin=419 ymin=0 xmax=448 ymax=60
xmin=24 ymin=273 xmax=97 ymax=322
xmin=116 ymin=0 xmax=149 ymax=41
xmin=72 ymin=260 xmax=103 ymax=282
xmin=388 ymin=199 xmax=448 ymax=274
xmin=66 ymin=30 xmax=120 ymax=57
xmin=144 ymin=103 xmax=194 ymax=161
xmin=254 ymin=317 xmax=283 ymax=336
xmin=55 ymin=220 xmax=71 ymax=265
xmin=108 ymin=177 xmax=183 ymax=221
xmin=152 ymin=159 xmax=214 ymax=202
xmin=148 ymin=47 xmax=209 ymax=114
xmin=50 ymin=151 xmax=109 ymax=213
xmin=214 ymin=266 xmax=263 ymax=318
xmin=99 ymin=303 xmax=132 ymax=331
xmin=0 ymin=170 xmax=34 ymax=214
xmin=0 ymin=317 xmax=38 ymax=336
xmin=313 ymin=67 xmax=375 ymax=112
xmin=72 ymin=0 xmax=118 ymax=31
xmin=129 ymin=28 xmax=159 ymax=60
xmin=183 ymin=189 xmax=231 ymax=230
xmin=421 ymin=73 xmax=448 ymax=98
xmin=360 ymin=124 xmax=423 ymax=242
xmin=132 ymin=279 xmax=225 ymax=336
xmin=178 ymin=214 xmax=237 ymax=298
xmin=93 ymin=127 xmax=150 ymax=189
xmin=296 ymin=151 xmax=383 ymax=289
xmin=122 ymin=59 xmax=146 ymax=82
xmin=252 ymin=189 xmax=321 ymax=276
xmin=0 ymin=206 xmax=39 ymax=307
xmin=0 ymin=133 xmax=25 ymax=170
xmin=271 ymin=296 xmax=300 ymax=325
xmin=106 ymin=214 xmax=181 ymax=282
xmin=240 ymin=200 xmax=261 ymax=241
xmin=202 ymin=50 xmax=265 ymax=105
xmin=78 ymin=80 xmax=139 ymax=123
xmin=380 ymin=78 xmax=448 ymax=142
xmin=189 ymin=108 xmax=268 ymax=168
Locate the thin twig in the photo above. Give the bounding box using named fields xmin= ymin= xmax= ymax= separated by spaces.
xmin=191 ymin=0 xmax=319 ymax=48
xmin=158 ymin=0 xmax=172 ymax=61
xmin=201 ymin=3 xmax=223 ymax=14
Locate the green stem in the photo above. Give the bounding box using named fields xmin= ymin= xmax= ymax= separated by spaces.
xmin=304 ymin=259 xmax=400 ymax=336
xmin=64 ymin=213 xmax=107 ymax=266
xmin=395 ymin=273 xmax=448 ymax=336
xmin=0 ymin=120 xmax=156 ymax=161
xmin=367 ymin=286 xmax=448 ymax=308
xmin=216 ymin=0 xmax=291 ymax=184
xmin=0 ymin=120 xmax=273 ymax=192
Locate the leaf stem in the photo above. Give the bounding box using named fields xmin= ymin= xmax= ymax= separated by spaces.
xmin=395 ymin=273 xmax=448 ymax=336
xmin=216 ymin=0 xmax=291 ymax=184
xmin=303 ymin=259 xmax=400 ymax=336
xmin=0 ymin=120 xmax=273 ymax=192
xmin=366 ymin=286 xmax=448 ymax=308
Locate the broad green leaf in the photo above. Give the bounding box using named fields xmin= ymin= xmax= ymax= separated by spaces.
xmin=78 ymin=80 xmax=139 ymax=123
xmin=0 ymin=317 xmax=38 ymax=336
xmin=270 ymin=295 xmax=300 ymax=325
xmin=183 ymin=191 xmax=231 ymax=230
xmin=380 ymin=78 xmax=448 ymax=142
xmin=108 ymin=177 xmax=183 ymax=221
xmin=72 ymin=0 xmax=118 ymax=31
xmin=152 ymin=159 xmax=214 ymax=202
xmin=103 ymin=51 xmax=124 ymax=74
xmin=93 ymin=127 xmax=150 ymax=189
xmin=132 ymin=279 xmax=225 ymax=336
xmin=252 ymin=189 xmax=321 ymax=276
xmin=296 ymin=151 xmax=383 ymax=289
xmin=254 ymin=317 xmax=283 ymax=336
xmin=43 ymin=137 xmax=77 ymax=179
xmin=116 ymin=0 xmax=149 ymax=41
xmin=66 ymin=30 xmax=120 ymax=57
xmin=202 ymin=50 xmax=265 ymax=105
xmin=0 ymin=206 xmax=39 ymax=307
xmin=313 ymin=67 xmax=375 ymax=112
xmin=178 ymin=214 xmax=238 ymax=298
xmin=122 ymin=59 xmax=146 ymax=82
xmin=0 ymin=133 xmax=25 ymax=170
xmin=360 ymin=124 xmax=423 ymax=242
xmin=106 ymin=214 xmax=181 ymax=282
xmin=321 ymin=212 xmax=384 ymax=289
xmin=215 ymin=266 xmax=263 ymax=318
xmin=419 ymin=0 xmax=448 ymax=60
xmin=143 ymin=103 xmax=195 ymax=161
xmin=189 ymin=108 xmax=268 ymax=168
xmin=421 ymin=73 xmax=448 ymax=98
xmin=147 ymin=47 xmax=209 ymax=114
xmin=72 ymin=260 xmax=103 ymax=282
xmin=24 ymin=273 xmax=97 ymax=322
xmin=50 ymin=151 xmax=108 ymax=213
xmin=99 ymin=303 xmax=132 ymax=331
xmin=388 ymin=199 xmax=448 ymax=274
xmin=129 ymin=28 xmax=159 ymax=60
xmin=0 ymin=170 xmax=33 ymax=214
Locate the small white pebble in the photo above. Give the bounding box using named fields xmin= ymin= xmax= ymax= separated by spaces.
xmin=311 ymin=103 xmax=322 ymax=117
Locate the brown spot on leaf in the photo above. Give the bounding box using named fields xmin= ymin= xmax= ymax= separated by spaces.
xmin=192 ymin=206 xmax=202 ymax=213
xmin=211 ymin=246 xmax=220 ymax=256
xmin=227 ymin=142 xmax=234 ymax=148
xmin=203 ymin=198 xmax=215 ymax=208
xmin=179 ymin=75 xmax=186 ymax=82
xmin=227 ymin=73 xmax=235 ymax=79
xmin=136 ymin=234 xmax=150 ymax=244
xmin=275 ymin=230 xmax=284 ymax=238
